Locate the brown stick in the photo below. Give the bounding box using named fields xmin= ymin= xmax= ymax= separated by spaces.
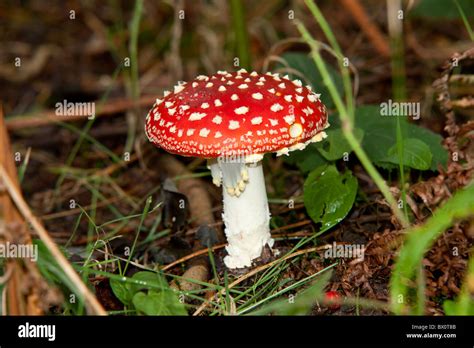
xmin=5 ymin=95 xmax=157 ymax=130
xmin=341 ymin=0 xmax=390 ymax=58
xmin=0 ymin=165 xmax=107 ymax=315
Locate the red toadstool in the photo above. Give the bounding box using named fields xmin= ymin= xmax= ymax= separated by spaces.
xmin=145 ymin=69 xmax=329 ymax=269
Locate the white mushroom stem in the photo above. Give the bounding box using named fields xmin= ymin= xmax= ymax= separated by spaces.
xmin=209 ymin=159 xmax=273 ymax=269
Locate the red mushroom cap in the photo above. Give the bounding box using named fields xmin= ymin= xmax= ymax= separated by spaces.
xmin=145 ymin=69 xmax=328 ymax=158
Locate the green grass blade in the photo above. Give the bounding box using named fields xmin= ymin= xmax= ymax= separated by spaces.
xmin=390 ymin=183 xmax=474 ymax=314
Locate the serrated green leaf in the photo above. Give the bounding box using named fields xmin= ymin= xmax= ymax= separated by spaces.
xmin=304 ymin=165 xmax=358 ymax=229
xmin=132 ymin=290 xmax=187 ymax=316
xmin=316 ymin=128 xmax=364 ymax=161
xmin=384 ymin=138 xmax=433 ymax=170
xmin=276 ymin=52 xmax=343 ymax=108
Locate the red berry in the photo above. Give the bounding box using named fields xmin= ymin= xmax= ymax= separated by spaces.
xmin=324 ymin=291 xmax=341 ymax=310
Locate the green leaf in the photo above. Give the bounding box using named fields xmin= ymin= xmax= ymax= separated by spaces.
xmin=405 ymin=124 xmax=448 ymax=171
xmin=276 ymin=52 xmax=343 ymax=108
xmin=384 ymin=138 xmax=432 ymax=170
xmin=410 ymin=0 xmax=474 ymax=19
xmin=390 ymin=183 xmax=474 ymax=314
xmin=128 ymin=271 xmax=167 ymax=295
xmin=283 ymin=143 xmax=329 ymax=173
xmin=110 ymin=271 xmax=170 ymax=306
xmin=132 ymin=290 xmax=187 ymax=316
xmin=110 ymin=278 xmax=133 ymax=305
xmin=316 ymin=128 xmax=364 ymax=161
xmin=304 ymin=165 xmax=358 ymax=229
xmin=354 ymin=106 xmax=447 ymax=171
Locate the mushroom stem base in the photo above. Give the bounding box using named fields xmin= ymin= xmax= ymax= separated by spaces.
xmin=222 ymin=161 xmax=273 ymax=269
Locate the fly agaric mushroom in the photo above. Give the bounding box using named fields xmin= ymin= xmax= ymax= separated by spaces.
xmin=145 ymin=69 xmax=329 ymax=269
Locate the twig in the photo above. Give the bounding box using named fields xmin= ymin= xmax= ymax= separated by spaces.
xmin=341 ymin=0 xmax=390 ymax=58
xmin=5 ymin=95 xmax=157 ymax=130
xmin=0 ymin=164 xmax=107 ymax=315
xmin=162 ymin=244 xmax=226 ymax=271
xmin=192 ymin=245 xmax=330 ymax=316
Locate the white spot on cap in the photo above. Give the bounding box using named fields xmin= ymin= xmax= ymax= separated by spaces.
xmin=201 ymin=102 xmax=210 ymax=109
xmin=229 ymin=120 xmax=240 ymax=130
xmin=283 ymin=74 xmax=290 ymax=80
xmin=238 ymin=84 xmax=248 ymax=89
xmin=218 ymin=85 xmax=226 ymax=92
xmin=256 ymin=81 xmax=264 ymax=86
xmin=155 ymin=98 xmax=163 ymax=105
xmin=170 ymin=126 xmax=177 ymax=133
xmin=212 ymin=115 xmax=222 ymax=124
xmin=180 ymin=105 xmax=190 ymax=111
xmin=215 ymin=131 xmax=222 ymax=138
xmin=169 ymin=108 xmax=177 ymax=115
xmin=192 ymin=82 xmax=198 ymax=87
xmin=163 ymin=90 xmax=170 ymax=97
xmin=269 ymin=119 xmax=278 ymax=126
xmin=196 ymin=75 xmax=208 ymax=81
xmin=284 ymin=95 xmax=292 ymax=102
xmin=259 ymin=77 xmax=266 ymax=82
xmin=200 ymin=128 xmax=210 ymax=137
xmin=187 ymin=129 xmax=195 ymax=136
xmin=251 ymin=116 xmax=263 ymax=125
xmin=250 ymin=71 xmax=258 ymax=76
xmin=178 ymin=129 xmax=183 ymax=137
xmin=284 ymin=115 xmax=295 ymax=125
xmin=296 ymin=87 xmax=303 ymax=93
xmin=296 ymin=95 xmax=304 ymax=102
xmin=174 ymin=85 xmax=185 ymax=94
xmin=165 ymin=101 xmax=174 ymax=108
xmin=227 ymin=80 xmax=234 ymax=85
xmin=206 ymin=82 xmax=214 ymax=88
xmin=189 ymin=112 xmax=207 ymax=121
xmin=214 ymin=99 xmax=222 ymax=107
xmin=270 ymin=103 xmax=283 ymax=112
xmin=307 ymin=94 xmax=318 ymax=102
xmin=278 ymin=83 xmax=286 ymax=89
xmin=217 ymin=70 xmax=227 ymax=75
xmin=231 ymin=94 xmax=239 ymax=101
xmin=234 ymin=106 xmax=249 ymax=115
xmin=268 ymin=88 xmax=276 ymax=94
xmin=293 ymin=79 xmax=303 ymax=87
xmin=237 ymin=68 xmax=247 ymax=74
xmin=302 ymin=107 xmax=314 ymax=115
xmin=252 ymin=92 xmax=263 ymax=100
xmin=244 ymin=78 xmax=251 ymax=82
